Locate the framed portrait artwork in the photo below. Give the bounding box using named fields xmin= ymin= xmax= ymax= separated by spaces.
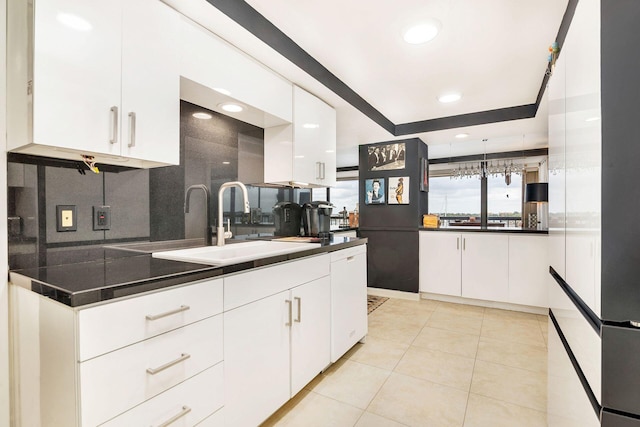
xmin=388 ymin=176 xmax=410 ymax=205
xmin=366 ymin=142 xmax=406 ymax=171
xmin=365 ymin=178 xmax=385 ymax=204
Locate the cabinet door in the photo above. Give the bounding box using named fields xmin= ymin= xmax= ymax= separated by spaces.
xmin=293 ymin=86 xmax=336 ymax=186
xmin=291 ymin=276 xmax=331 ymax=395
xmin=121 ymin=0 xmax=179 ymax=165
xmin=330 ymin=249 xmax=367 ymax=362
xmin=224 ymin=291 xmax=290 ymax=427
xmin=419 ymin=232 xmax=462 ymax=296
xmin=461 ymin=233 xmax=509 ymax=302
xmin=508 ymin=235 xmax=548 ymax=307
xmin=33 ymin=0 xmax=122 ymax=155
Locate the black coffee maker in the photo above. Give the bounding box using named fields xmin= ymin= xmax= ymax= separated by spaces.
xmin=272 ymin=202 xmax=302 ymax=237
xmin=301 ymin=201 xmax=333 ymax=238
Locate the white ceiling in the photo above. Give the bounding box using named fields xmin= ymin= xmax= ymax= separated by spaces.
xmin=164 ymin=0 xmax=569 ymax=166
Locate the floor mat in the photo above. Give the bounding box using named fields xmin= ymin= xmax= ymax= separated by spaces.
xmin=367 ymin=295 xmax=388 ymax=314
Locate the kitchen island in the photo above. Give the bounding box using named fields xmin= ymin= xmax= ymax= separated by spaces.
xmin=9 ymin=236 xmax=368 ymax=427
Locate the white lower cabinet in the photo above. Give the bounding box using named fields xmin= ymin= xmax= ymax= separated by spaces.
xmin=330 ymin=245 xmax=368 ymax=362
xmin=224 ymin=275 xmax=331 ymax=427
xmin=102 ymin=362 xmax=224 ymax=427
xmin=461 ymin=233 xmax=509 ymax=302
xmin=419 ymin=231 xmax=548 ymax=308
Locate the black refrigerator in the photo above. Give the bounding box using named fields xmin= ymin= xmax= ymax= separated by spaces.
xmin=358 ymin=138 xmax=428 ymax=293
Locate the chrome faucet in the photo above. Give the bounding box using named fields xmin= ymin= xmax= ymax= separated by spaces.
xmin=185 ymin=184 xmax=212 ymax=246
xmin=217 ymin=181 xmax=250 ymax=246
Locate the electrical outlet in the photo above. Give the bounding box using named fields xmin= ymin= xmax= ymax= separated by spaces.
xmin=56 ymin=205 xmax=77 ymax=232
xmin=93 ymin=206 xmax=111 ymax=230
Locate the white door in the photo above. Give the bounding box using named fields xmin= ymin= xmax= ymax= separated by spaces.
xmin=461 ymin=233 xmax=509 ymax=302
xmin=33 ymin=0 xmax=122 ymax=155
xmin=290 ymin=277 xmax=331 ymax=396
xmin=508 ymin=235 xmax=549 ymax=307
xmin=224 ymin=291 xmax=290 ymax=427
xmin=419 ymin=232 xmax=462 ymax=296
xmin=121 ymin=0 xmax=179 ymax=164
xmin=330 ymin=251 xmax=367 ymax=362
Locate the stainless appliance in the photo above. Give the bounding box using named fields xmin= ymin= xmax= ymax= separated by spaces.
xmin=273 ymin=202 xmax=302 ymax=237
xmin=302 ymin=201 xmax=333 ymax=237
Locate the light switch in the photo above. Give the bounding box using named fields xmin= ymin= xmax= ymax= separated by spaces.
xmin=56 ymin=205 xmax=77 ymax=232
xmin=61 ymin=210 xmax=73 ymax=227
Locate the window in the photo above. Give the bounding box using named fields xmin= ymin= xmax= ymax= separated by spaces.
xmin=428 ymin=176 xmax=480 ymax=224
xmin=487 ymin=173 xmax=522 ymax=227
xmin=329 ymin=180 xmax=359 ymax=213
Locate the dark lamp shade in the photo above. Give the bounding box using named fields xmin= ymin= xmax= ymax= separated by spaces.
xmin=525 ymin=183 xmax=548 ymax=203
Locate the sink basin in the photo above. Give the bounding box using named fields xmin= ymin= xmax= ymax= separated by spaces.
xmin=151 ymin=240 xmax=321 ymax=266
xmin=106 ymin=238 xmax=206 ymax=253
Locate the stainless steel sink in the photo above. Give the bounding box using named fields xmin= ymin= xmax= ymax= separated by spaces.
xmin=151 ymin=240 xmax=320 ymax=266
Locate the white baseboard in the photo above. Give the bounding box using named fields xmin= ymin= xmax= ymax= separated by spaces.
xmin=367 ymin=287 xmax=420 ymax=301
xmin=420 ymin=292 xmax=548 ymax=315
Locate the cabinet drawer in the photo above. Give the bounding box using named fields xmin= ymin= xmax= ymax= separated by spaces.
xmin=330 ymin=244 xmax=366 ymax=263
xmin=80 ymin=315 xmax=223 ymax=427
xmin=78 ymin=278 xmax=223 ymax=361
xmin=101 ymin=362 xmax=223 ymax=427
xmin=224 ymin=254 xmax=329 ymax=310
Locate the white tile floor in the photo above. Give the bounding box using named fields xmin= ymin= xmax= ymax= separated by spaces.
xmin=262 ymin=297 xmax=548 ymax=427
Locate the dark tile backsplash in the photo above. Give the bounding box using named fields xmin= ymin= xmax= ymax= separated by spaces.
xmin=7 ymin=100 xmax=275 ymax=269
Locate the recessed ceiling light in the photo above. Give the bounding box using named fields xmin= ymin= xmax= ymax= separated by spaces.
xmin=222 ymin=161 xmax=231 ymax=165
xmin=403 ymin=20 xmax=441 ymax=44
xmin=213 ymin=87 xmax=231 ymax=96
xmin=192 ymin=112 xmax=212 ymax=120
xmin=438 ymin=93 xmax=462 ymax=103
xmin=57 ymin=12 xmax=92 ymax=31
xmin=303 ymin=123 xmax=320 ymax=129
xmin=219 ymin=103 xmax=244 ymax=113
xmin=455 ymin=133 xmax=469 ymax=139
xmin=585 ymin=116 xmax=600 ymax=122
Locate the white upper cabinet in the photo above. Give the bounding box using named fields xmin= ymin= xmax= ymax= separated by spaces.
xmin=264 ymin=86 xmax=337 ymax=188
xmin=7 ymin=0 xmax=180 ymax=168
xmin=178 ymin=17 xmax=293 ymax=126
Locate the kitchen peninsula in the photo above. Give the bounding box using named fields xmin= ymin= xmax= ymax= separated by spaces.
xmin=9 ymin=236 xmax=367 ymax=426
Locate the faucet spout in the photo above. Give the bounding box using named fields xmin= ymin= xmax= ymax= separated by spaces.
xmin=185 ymin=184 xmax=212 ymax=246
xmin=217 ymin=181 xmax=250 ymax=246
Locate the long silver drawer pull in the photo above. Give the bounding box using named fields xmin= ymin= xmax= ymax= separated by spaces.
xmin=110 ymin=106 xmax=118 ymax=145
xmin=155 ymin=405 xmax=192 ymax=427
xmin=285 ymin=299 xmax=292 ymax=326
xmin=463 ymin=238 xmax=466 ymax=250
xmin=457 ymin=238 xmax=459 ymax=250
xmin=128 ymin=111 xmax=136 ymax=147
xmin=145 ymin=305 xmax=190 ymax=321
xmin=146 ymin=353 xmax=191 ymax=375
xmin=346 ymin=256 xmax=355 ymax=262
xmin=294 ymin=296 xmax=301 ymax=323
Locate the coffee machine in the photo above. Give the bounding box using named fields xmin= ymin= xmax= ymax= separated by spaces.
xmin=301 ymin=201 xmax=333 ymax=238
xmin=272 ymin=202 xmax=302 ymax=236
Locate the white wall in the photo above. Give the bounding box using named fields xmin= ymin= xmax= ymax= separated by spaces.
xmin=1 ymin=0 xmax=10 ymax=423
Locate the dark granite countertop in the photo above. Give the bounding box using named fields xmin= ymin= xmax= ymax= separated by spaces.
xmin=9 ymin=236 xmax=367 ymax=308
xmin=419 ymin=226 xmax=548 ymax=234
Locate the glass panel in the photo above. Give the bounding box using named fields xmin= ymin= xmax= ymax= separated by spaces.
xmin=487 ymin=173 xmax=522 ymax=227
xmin=428 ymin=176 xmax=480 ymax=226
xmin=329 ymin=180 xmax=359 ymax=214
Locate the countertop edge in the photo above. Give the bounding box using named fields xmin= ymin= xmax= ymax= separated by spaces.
xmin=419 ymin=227 xmax=548 ymax=234
xmin=9 ymin=237 xmax=368 ymax=308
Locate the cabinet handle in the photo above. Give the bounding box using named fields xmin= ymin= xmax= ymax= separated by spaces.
xmin=285 ymin=299 xmax=292 ymax=326
xmin=146 ymin=353 xmax=191 ymax=375
xmin=321 ymin=162 xmax=326 ymax=180
xmin=128 ymin=111 xmax=136 ymax=148
xmin=463 ymin=238 xmax=466 ymax=250
xmin=154 ymin=406 xmax=192 ymax=427
xmin=316 ymin=162 xmax=322 ymax=180
xmin=346 ymin=256 xmax=355 ymax=262
xmin=145 ymin=305 xmax=190 ymax=321
xmin=294 ymin=296 xmax=301 ymax=323
xmin=110 ymin=106 xmax=118 ymax=145
xmin=457 ymin=238 xmax=459 ymax=250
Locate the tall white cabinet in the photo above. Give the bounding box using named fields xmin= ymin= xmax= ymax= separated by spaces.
xmin=264 ymin=86 xmax=337 ymax=188
xmin=7 ymin=0 xmax=180 ymax=167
